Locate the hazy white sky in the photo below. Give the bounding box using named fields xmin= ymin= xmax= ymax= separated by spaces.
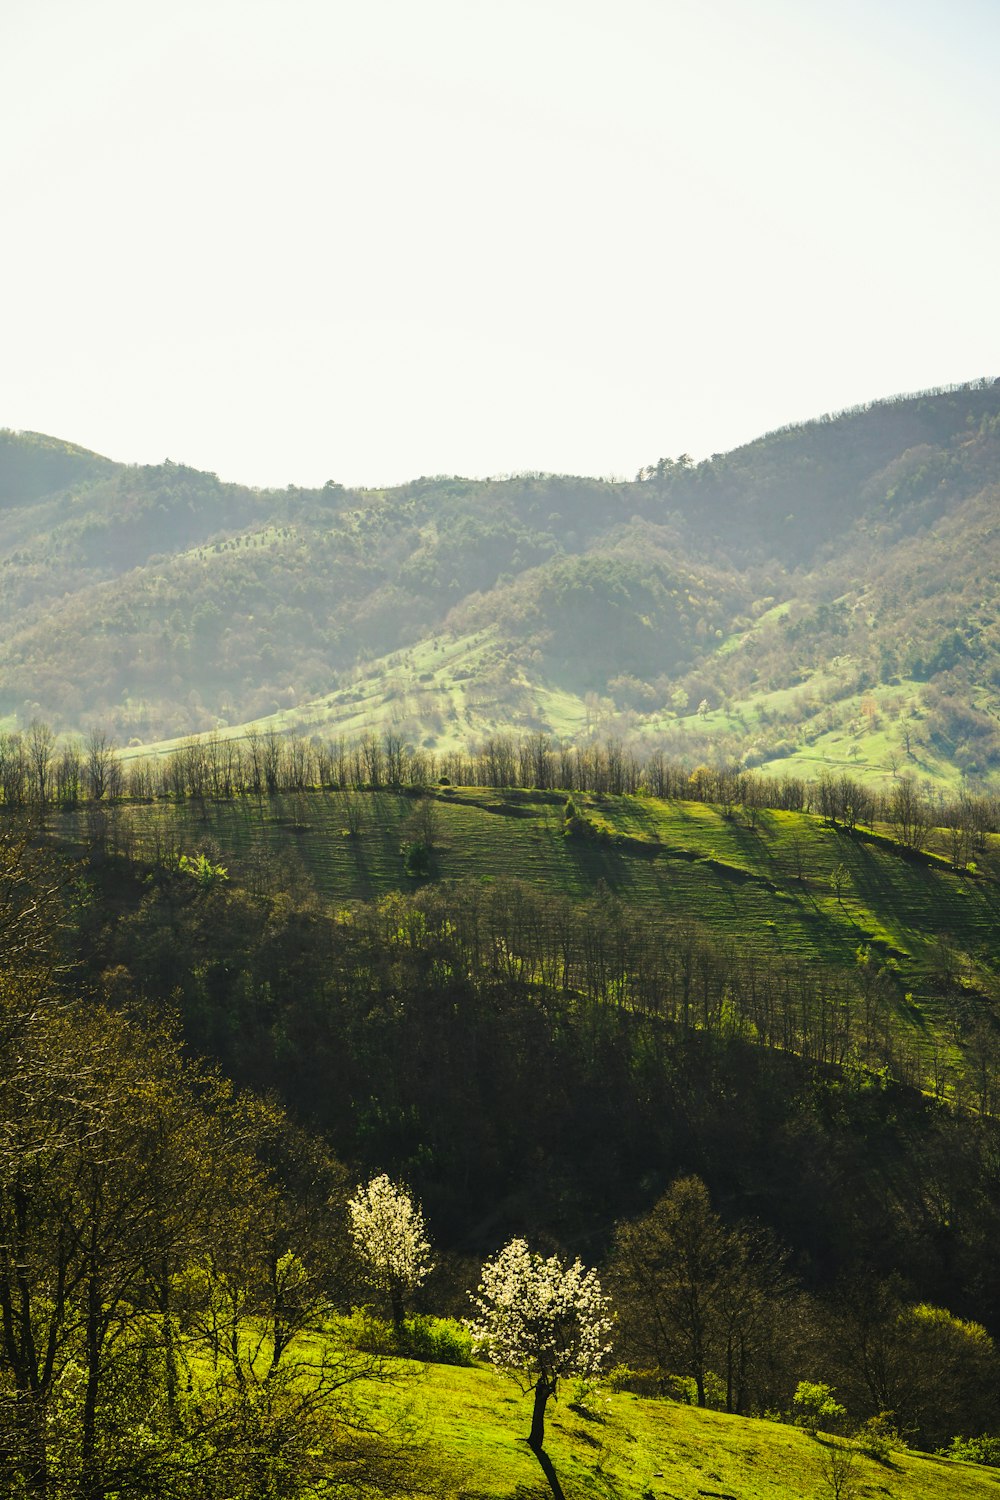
xmin=2 ymin=0 xmax=998 ymax=488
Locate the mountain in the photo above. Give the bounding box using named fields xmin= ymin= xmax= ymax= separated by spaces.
xmin=2 ymin=379 xmax=999 ymax=788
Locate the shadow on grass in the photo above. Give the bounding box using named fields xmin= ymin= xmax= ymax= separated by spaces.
xmin=343 ymin=830 xmax=380 ymax=899
xmin=523 ymin=1441 xmax=567 ymax=1500
xmin=813 ymin=1431 xmax=902 ymax=1473
xmin=562 ymin=835 xmax=635 ymax=895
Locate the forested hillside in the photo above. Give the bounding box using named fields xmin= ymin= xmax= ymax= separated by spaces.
xmin=2 ymin=378 xmax=1000 ymax=788
xmin=6 ymin=759 xmax=1000 ymax=1493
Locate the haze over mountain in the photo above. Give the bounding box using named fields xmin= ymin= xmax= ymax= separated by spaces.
xmin=2 ymin=378 xmax=999 ymax=790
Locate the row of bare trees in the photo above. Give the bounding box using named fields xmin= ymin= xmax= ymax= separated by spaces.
xmin=3 ymin=724 xmax=997 ymax=857
xmin=338 ymin=880 xmax=977 ymax=1109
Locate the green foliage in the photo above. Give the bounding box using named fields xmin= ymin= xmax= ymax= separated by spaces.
xmin=562 ymin=793 xmax=619 ymax=843
xmin=855 ymin=1412 xmax=900 ymax=1463
xmin=939 ymin=1434 xmax=1000 ymax=1467
xmin=793 ymin=1381 xmax=847 ymax=1434
xmin=401 ymin=839 xmax=433 ymax=877
xmin=178 ymin=850 xmax=229 ymax=888
xmin=338 ymin=1310 xmax=472 ymax=1365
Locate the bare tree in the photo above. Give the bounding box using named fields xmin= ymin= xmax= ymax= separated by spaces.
xmin=26 ymin=721 xmax=55 ymax=807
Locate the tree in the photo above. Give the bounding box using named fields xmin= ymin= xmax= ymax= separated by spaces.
xmin=84 ymin=726 xmax=117 ymax=802
xmin=819 ymin=1439 xmax=859 ymax=1500
xmin=0 ymin=997 xmax=233 ymax=1497
xmin=609 ymin=1176 xmax=730 ymax=1406
xmin=609 ymin=1175 xmax=796 ymax=1414
xmin=886 ymin=773 xmax=931 ymax=850
xmin=831 ymin=862 xmax=852 ymax=906
xmin=347 ymin=1175 xmax=433 ymax=1331
xmin=0 ymin=982 xmax=417 ymax=1500
xmin=26 ymin=720 xmax=55 ymax=807
xmin=466 ymin=1239 xmax=613 ymax=1456
xmin=792 ymin=1380 xmax=847 ymax=1434
xmin=822 ymin=1277 xmax=1000 ymax=1449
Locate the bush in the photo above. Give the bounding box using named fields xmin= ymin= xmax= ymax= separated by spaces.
xmin=339 ymin=1310 xmax=472 ymax=1366
xmin=597 ymin=1365 xmax=663 ymax=1396
xmin=666 ymin=1371 xmax=727 ymax=1409
xmin=938 ymin=1434 xmax=1000 ymax=1467
xmin=855 ymin=1412 xmax=899 ymax=1463
xmin=401 ymin=840 xmax=433 ymax=877
xmin=562 ymin=796 xmax=618 ymax=844
xmin=792 ymin=1380 xmax=847 ymax=1434
xmin=397 ymin=1315 xmax=473 ymax=1365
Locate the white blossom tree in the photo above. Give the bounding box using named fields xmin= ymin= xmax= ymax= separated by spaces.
xmin=466 ymin=1239 xmax=614 ymax=1454
xmin=347 ymin=1174 xmax=433 ymax=1330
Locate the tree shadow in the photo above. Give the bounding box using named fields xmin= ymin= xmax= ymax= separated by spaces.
xmin=562 ymin=836 xmax=634 ymax=895
xmin=523 ymin=1440 xmax=567 ymax=1500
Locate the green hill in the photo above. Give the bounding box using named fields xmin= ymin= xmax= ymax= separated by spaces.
xmin=366 ymin=1358 xmax=1000 ymax=1500
xmin=58 ymin=783 xmax=999 ymax=1014
xmin=3 ymin=380 xmax=1000 ymax=784
xmin=15 ymin=770 xmax=1000 ymax=1483
xmin=0 ymin=426 xmax=116 ymax=508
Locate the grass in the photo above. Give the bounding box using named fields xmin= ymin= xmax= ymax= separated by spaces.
xmin=357 ymin=1358 xmax=1000 ymax=1500
xmin=54 ymin=786 xmax=1000 ymax=1018
xmin=121 ymin=629 xmax=595 ymax=762
xmin=111 ymin=623 xmax=996 ymax=795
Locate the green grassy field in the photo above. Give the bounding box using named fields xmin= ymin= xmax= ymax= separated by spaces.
xmin=59 ymin=786 xmax=1000 ymax=1016
xmin=355 ymin=1357 xmax=1000 ymax=1500
xmin=121 ymin=629 xmax=596 ymax=762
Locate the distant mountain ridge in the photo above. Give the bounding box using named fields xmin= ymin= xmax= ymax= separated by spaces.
xmin=0 ymin=428 xmax=117 ymax=508
xmin=2 ymin=379 xmax=999 ymax=790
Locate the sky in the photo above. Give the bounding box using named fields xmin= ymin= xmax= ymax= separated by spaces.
xmin=2 ymin=0 xmax=999 ymax=489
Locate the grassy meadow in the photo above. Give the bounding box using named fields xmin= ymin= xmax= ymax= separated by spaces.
xmin=56 ymin=784 xmax=1000 ymax=1019
xmin=337 ymin=1353 xmax=1000 ymax=1500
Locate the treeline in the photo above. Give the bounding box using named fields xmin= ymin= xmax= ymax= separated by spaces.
xmin=3 ymin=723 xmax=999 ymax=863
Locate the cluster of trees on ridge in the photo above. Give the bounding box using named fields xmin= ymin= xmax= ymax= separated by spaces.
xmin=2 ymin=724 xmax=999 ymax=866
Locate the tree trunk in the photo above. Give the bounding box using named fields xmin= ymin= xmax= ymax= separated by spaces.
xmin=80 ymin=1268 xmax=102 ymax=1500
xmin=526 ymin=1378 xmax=565 ymax=1500
xmin=15 ymin=1391 xmax=50 ymax=1500
xmin=159 ymin=1256 xmax=179 ymax=1424
xmin=389 ymin=1280 xmax=405 ymax=1335
xmin=528 ymin=1375 xmax=554 ymax=1452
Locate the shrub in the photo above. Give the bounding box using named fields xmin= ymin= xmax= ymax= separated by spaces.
xmin=401 ymin=840 xmax=433 ymax=877
xmin=562 ymin=796 xmax=618 ymax=844
xmin=666 ymin=1371 xmax=727 ymax=1409
xmin=396 ymin=1315 xmax=473 ymax=1366
xmin=854 ymin=1412 xmax=899 ymax=1463
xmin=339 ymin=1310 xmax=472 ymax=1365
xmin=938 ymin=1434 xmax=1000 ymax=1467
xmin=337 ymin=1307 xmax=392 ymax=1352
xmin=792 ymin=1380 xmax=847 ymax=1434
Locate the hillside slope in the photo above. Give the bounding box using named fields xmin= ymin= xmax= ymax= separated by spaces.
xmin=379 ymin=1360 xmax=1000 ymax=1500
xmin=2 ymin=381 xmax=999 ymax=787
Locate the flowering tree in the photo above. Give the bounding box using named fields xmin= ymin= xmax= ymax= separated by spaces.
xmin=347 ymin=1174 xmax=433 ymax=1329
xmin=466 ymin=1239 xmax=614 ymax=1453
